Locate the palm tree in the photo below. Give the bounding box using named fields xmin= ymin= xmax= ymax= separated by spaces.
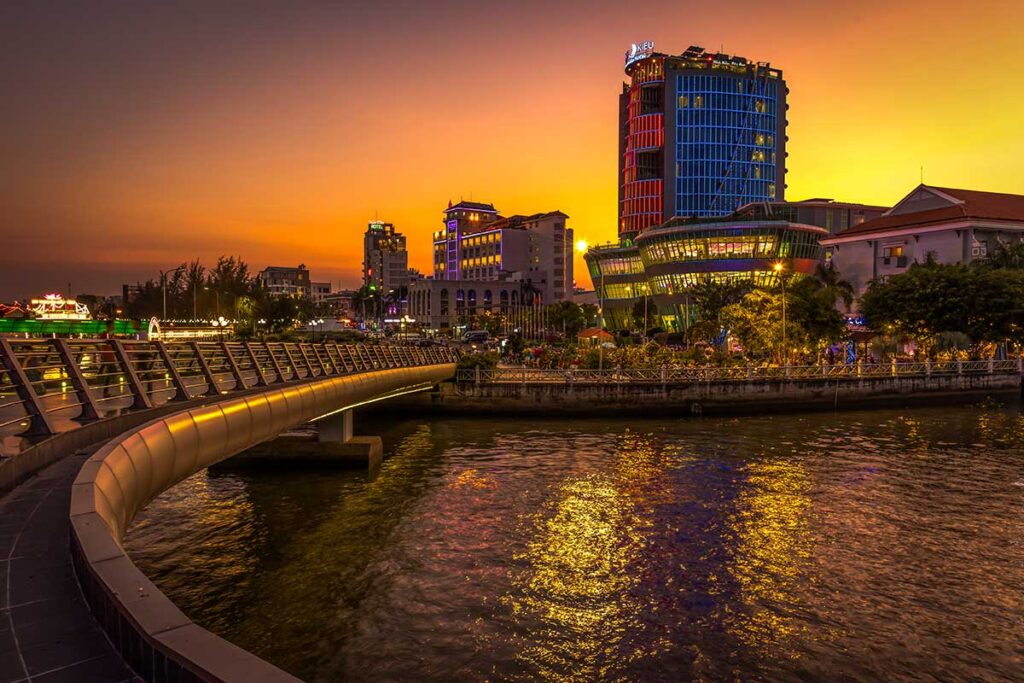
xmin=814 ymin=262 xmax=854 ymax=311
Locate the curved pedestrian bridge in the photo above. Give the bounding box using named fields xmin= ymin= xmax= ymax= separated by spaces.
xmin=0 ymin=339 xmax=456 ymax=682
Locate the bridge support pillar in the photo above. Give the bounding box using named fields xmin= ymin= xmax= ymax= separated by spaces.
xmin=217 ymin=408 xmax=382 ymax=472
xmin=318 ymin=409 xmax=353 ymax=443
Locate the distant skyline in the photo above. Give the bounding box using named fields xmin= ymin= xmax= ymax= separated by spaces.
xmin=2 ymin=0 xmax=1022 ymax=300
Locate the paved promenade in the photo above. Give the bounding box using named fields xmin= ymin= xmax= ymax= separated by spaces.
xmin=1 ymin=447 xmax=137 ymax=683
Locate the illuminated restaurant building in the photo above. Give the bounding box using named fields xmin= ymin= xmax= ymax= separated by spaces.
xmin=588 ymin=198 xmax=886 ymax=330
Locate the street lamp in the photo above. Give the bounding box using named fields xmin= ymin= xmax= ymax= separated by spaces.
xmin=642 ymin=283 xmax=650 ymax=338
xmin=157 ymin=268 xmax=178 ymax=321
xmin=774 ymin=261 xmax=787 ymax=365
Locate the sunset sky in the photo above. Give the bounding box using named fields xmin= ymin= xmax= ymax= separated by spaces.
xmin=1 ymin=0 xmax=1021 ymax=300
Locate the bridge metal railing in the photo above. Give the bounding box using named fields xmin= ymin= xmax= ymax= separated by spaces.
xmin=456 ymin=358 xmax=1024 ymax=386
xmin=0 ymin=339 xmax=459 ymax=442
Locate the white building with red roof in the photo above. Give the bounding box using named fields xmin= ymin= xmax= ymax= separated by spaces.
xmin=821 ymin=184 xmax=1024 ymax=301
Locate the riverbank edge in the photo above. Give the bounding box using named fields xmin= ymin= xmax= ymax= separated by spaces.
xmin=374 ymin=375 xmax=1021 ymax=418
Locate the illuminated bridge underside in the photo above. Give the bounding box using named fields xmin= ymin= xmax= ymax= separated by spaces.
xmin=70 ymin=363 xmax=455 ymax=682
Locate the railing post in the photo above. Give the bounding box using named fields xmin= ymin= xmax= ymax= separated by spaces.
xmin=53 ymin=340 xmax=100 ymax=422
xmin=326 ymin=344 xmax=345 ymax=374
xmin=1018 ymin=355 xmax=1023 ymax=375
xmin=282 ymin=344 xmax=302 ymax=378
xmin=926 ymin=358 xmax=932 ymax=377
xmin=856 ymin=359 xmax=862 ymax=378
xmin=297 ymin=344 xmax=319 ymax=377
xmin=746 ymin=364 xmax=752 ymax=380
xmin=221 ymin=341 xmax=247 ymax=390
xmin=784 ymin=364 xmax=791 ymax=380
xmin=109 ymin=340 xmax=153 ymax=410
xmin=988 ymin=357 xmax=994 ymax=374
xmin=244 ymin=342 xmax=268 ymax=387
xmin=264 ymin=342 xmax=285 ymax=383
xmin=189 ymin=342 xmax=220 ymax=396
xmin=957 ymin=358 xmax=963 ymax=375
xmin=152 ymin=341 xmax=190 ymax=401
xmin=0 ymin=338 xmax=56 ymax=435
xmin=891 ymin=358 xmax=897 ymax=377
xmin=475 ymin=364 xmax=481 ymax=387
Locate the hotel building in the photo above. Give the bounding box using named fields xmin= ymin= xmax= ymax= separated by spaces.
xmin=619 ymin=43 xmax=788 ymax=236
xmin=431 ymin=200 xmax=574 ymax=305
xmin=363 ymin=221 xmax=410 ymax=293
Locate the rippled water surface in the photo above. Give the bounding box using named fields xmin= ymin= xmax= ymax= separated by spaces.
xmin=126 ymin=407 xmax=1024 ymax=681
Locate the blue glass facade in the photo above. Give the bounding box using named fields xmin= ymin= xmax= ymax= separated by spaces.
xmin=675 ymin=74 xmax=780 ymax=217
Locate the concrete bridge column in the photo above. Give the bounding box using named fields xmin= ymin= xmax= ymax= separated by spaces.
xmin=319 ymin=409 xmax=353 ymax=442
xmin=218 ymin=408 xmax=382 ymax=471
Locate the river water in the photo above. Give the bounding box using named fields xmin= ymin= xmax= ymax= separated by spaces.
xmin=125 ymin=406 xmax=1024 ymax=682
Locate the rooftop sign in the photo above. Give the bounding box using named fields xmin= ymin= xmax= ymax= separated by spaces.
xmin=625 ymin=41 xmax=655 ymax=68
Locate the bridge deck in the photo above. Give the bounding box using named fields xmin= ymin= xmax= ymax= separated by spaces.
xmin=1 ymin=445 xmax=139 ymax=683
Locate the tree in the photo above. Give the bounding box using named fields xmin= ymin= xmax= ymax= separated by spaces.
xmin=980 ymin=241 xmax=1024 ymax=270
xmin=545 ymin=301 xmax=587 ymax=336
xmin=721 ymin=290 xmax=786 ymax=360
xmin=580 ymin=303 xmax=599 ymax=328
xmin=692 ymin=280 xmax=752 ymax=322
xmin=352 ymin=285 xmax=383 ymax=323
xmin=788 ymin=276 xmax=847 ymax=354
xmin=859 ymin=260 xmax=1024 ymax=351
xmin=814 ymin=262 xmax=854 ymax=311
xmin=631 ymin=298 xmax=658 ymax=333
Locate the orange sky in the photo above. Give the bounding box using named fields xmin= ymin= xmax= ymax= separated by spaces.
xmin=1 ymin=0 xmax=1022 ymax=300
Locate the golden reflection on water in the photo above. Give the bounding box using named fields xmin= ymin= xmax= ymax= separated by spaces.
xmin=506 ymin=430 xmax=669 ymax=682
xmin=726 ymin=457 xmax=812 ymax=656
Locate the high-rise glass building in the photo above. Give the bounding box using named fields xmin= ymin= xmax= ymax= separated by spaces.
xmin=619 ymin=44 xmax=787 ymax=237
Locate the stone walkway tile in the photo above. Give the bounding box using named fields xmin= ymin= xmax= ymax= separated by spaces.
xmin=19 ymin=624 xmax=115 ymax=678
xmin=8 ymin=556 xmax=77 ymax=606
xmin=10 ymin=595 xmax=98 ymax=650
xmin=0 ymin=615 xmax=28 ymax=683
xmin=0 ymin=560 xmax=8 ymax=609
xmin=32 ymin=653 xmax=136 ymax=683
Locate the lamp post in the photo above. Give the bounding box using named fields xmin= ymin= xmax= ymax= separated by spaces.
xmin=204 ymin=286 xmax=221 ymax=320
xmin=774 ymin=262 xmax=787 ymax=365
xmin=158 ymin=268 xmax=175 ymax=321
xmin=642 ymin=283 xmax=650 ymax=339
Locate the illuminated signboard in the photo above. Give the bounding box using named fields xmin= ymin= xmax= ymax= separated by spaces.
xmin=624 ymin=41 xmax=655 ymax=68
xmin=30 ymin=293 xmax=91 ymax=320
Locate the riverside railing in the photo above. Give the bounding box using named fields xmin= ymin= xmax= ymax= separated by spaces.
xmin=458 ymin=359 xmax=1024 ymax=386
xmin=0 ymin=339 xmax=459 ymax=440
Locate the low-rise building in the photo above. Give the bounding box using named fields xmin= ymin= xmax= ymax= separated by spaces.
xmin=407 ymin=277 xmax=541 ymax=332
xmin=311 ymin=281 xmax=332 ymax=306
xmin=321 ymin=289 xmax=356 ymax=318
xmin=257 ymin=264 xmax=311 ymax=298
xmin=821 ymin=185 xmax=1024 ymax=301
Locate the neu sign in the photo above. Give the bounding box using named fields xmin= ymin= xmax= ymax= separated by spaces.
xmin=625 ymin=41 xmax=655 ymax=67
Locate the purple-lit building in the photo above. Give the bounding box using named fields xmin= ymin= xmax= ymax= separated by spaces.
xmin=431 ymin=200 xmax=574 ymax=304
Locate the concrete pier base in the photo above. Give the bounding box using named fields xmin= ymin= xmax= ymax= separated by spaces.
xmin=217 ymin=410 xmax=383 ymax=470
